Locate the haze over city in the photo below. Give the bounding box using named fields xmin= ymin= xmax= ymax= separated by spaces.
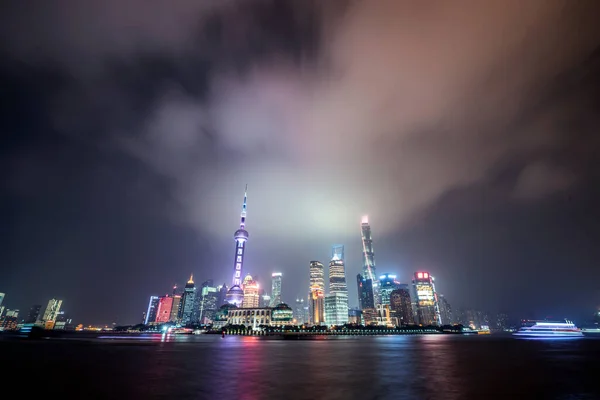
xmin=2 ymin=0 xmax=600 ymax=325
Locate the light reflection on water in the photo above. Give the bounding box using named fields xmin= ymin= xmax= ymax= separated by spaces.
xmin=3 ymin=334 xmax=599 ymax=399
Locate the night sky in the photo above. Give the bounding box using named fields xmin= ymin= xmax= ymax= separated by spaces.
xmin=1 ymin=0 xmax=599 ymax=325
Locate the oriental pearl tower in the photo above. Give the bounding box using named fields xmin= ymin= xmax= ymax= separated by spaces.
xmin=225 ymin=185 xmax=249 ymax=307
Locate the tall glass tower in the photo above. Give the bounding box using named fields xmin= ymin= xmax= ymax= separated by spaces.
xmin=361 ymin=216 xmax=379 ymax=304
xmin=329 ymin=245 xmax=347 ymax=294
xmin=308 ymin=261 xmax=325 ymax=324
xmin=226 ymin=185 xmax=249 ymax=307
xmin=270 ymin=272 xmax=283 ymax=306
xmin=180 ymin=274 xmax=196 ymax=324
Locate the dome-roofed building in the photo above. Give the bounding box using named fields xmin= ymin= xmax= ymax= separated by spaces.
xmin=272 ymin=303 xmax=294 ymax=326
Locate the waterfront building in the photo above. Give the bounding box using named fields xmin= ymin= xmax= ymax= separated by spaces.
xmin=379 ymin=273 xmax=400 ymax=306
xmin=242 ymin=274 xmax=260 ymax=308
xmin=390 ymin=285 xmax=414 ymax=325
xmin=376 ymin=304 xmax=393 ymax=327
xmin=360 ymin=216 xmax=379 ymax=305
xmin=271 ymin=303 xmax=294 ymax=326
xmin=437 ymin=294 xmax=453 ymax=325
xmin=270 ymin=272 xmax=282 ymax=306
xmin=155 ymin=295 xmax=174 ymax=324
xmin=180 ymin=275 xmax=197 ymax=325
xmin=362 ymin=307 xmax=377 ymax=325
xmin=144 ymin=296 xmax=160 ymax=324
xmin=199 ymin=285 xmax=219 ymax=324
xmin=227 ymin=307 xmax=271 ymax=329
xmin=309 ymin=261 xmax=325 ymax=325
xmin=294 ymin=298 xmax=306 ymax=325
xmin=54 ymin=311 xmax=73 ymax=330
xmin=324 ymin=293 xmax=349 ymax=326
xmin=357 ymin=274 xmax=375 ymax=310
xmin=348 ymin=308 xmax=362 ymax=324
xmin=170 ymin=294 xmax=182 ymax=323
xmin=37 ymin=298 xmax=62 ymax=328
xmin=411 ymin=272 xmax=441 ymax=326
xmin=226 ymin=186 xmax=249 ymax=307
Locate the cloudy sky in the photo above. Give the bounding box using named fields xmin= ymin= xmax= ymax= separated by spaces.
xmin=1 ymin=0 xmax=599 ymax=325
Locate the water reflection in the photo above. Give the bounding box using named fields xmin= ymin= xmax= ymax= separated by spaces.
xmin=4 ymin=334 xmax=599 ymax=399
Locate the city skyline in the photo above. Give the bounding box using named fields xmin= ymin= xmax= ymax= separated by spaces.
xmin=2 ymin=1 xmax=600 ymax=325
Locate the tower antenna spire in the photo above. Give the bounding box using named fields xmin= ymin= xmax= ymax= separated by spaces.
xmin=240 ymin=184 xmax=248 ymax=228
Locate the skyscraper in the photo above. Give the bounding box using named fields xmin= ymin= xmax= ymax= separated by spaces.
xmin=180 ymin=275 xmax=197 ymax=325
xmin=390 ymin=285 xmax=413 ymax=325
xmin=144 ymin=296 xmax=160 ymax=324
xmin=155 ymin=295 xmax=174 ymax=324
xmin=327 ymin=245 xmax=348 ymax=326
xmin=324 ymin=293 xmax=349 ymax=326
xmin=437 ymin=294 xmax=453 ymax=325
xmin=379 ymin=273 xmax=400 ymax=306
xmin=270 ymin=272 xmax=282 ymax=306
xmin=309 ymin=261 xmax=325 ymax=325
xmin=356 ymin=274 xmax=374 ymax=310
xmin=360 ymin=216 xmax=379 ymax=304
xmin=38 ymin=299 xmax=62 ymax=329
xmin=294 ymin=298 xmax=306 ymax=325
xmin=329 ymin=245 xmax=347 ymax=294
xmin=0 ymin=293 xmax=4 ymax=308
xmin=226 ymin=185 xmax=249 ymax=307
xmin=199 ymin=283 xmax=219 ymax=324
xmin=242 ymin=274 xmax=260 ymax=308
xmin=411 ymin=272 xmax=441 ymax=326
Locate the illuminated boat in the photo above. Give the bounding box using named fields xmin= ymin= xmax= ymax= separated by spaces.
xmin=513 ymin=320 xmax=583 ymax=339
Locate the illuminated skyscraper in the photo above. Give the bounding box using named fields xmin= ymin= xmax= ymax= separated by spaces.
xmin=326 ymin=245 xmax=348 ymax=326
xmin=379 ymin=273 xmax=400 ymax=305
xmin=324 ymin=293 xmax=348 ymax=326
xmin=270 ymin=272 xmax=282 ymax=306
xmin=360 ymin=216 xmax=379 ymax=304
xmin=0 ymin=293 xmax=4 ymax=308
xmin=329 ymin=245 xmax=347 ymax=294
xmin=180 ymin=274 xmax=197 ymax=325
xmin=411 ymin=272 xmax=441 ymax=326
xmin=144 ymin=296 xmax=160 ymax=324
xmin=242 ymin=274 xmax=260 ymax=308
xmin=226 ymin=185 xmax=249 ymax=307
xmin=199 ymin=284 xmax=219 ymax=324
xmin=437 ymin=294 xmax=453 ymax=325
xmin=357 ymin=274 xmax=374 ymax=310
xmin=294 ymin=298 xmax=306 ymax=325
xmin=309 ymin=261 xmax=325 ymax=324
xmin=155 ymin=295 xmax=174 ymax=324
xmin=38 ymin=298 xmax=62 ymax=328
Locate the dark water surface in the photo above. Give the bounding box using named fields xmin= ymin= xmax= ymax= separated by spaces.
xmin=3 ymin=334 xmax=600 ymax=399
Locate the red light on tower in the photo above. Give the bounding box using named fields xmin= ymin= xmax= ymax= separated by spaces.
xmin=417 ymin=272 xmax=423 ymax=279
xmin=423 ymin=273 xmax=429 ymax=279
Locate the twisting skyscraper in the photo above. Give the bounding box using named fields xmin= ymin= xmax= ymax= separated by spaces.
xmin=361 ymin=216 xmax=379 ymax=304
xmin=226 ymin=185 xmax=249 ymax=307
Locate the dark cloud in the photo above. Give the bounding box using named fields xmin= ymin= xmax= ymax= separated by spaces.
xmin=1 ymin=0 xmax=599 ymax=324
